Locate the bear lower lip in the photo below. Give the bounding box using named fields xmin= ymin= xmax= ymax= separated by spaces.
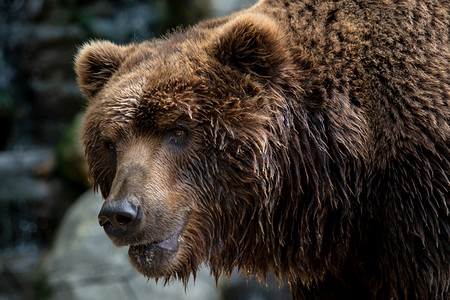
xmin=153 ymin=218 xmax=187 ymax=251
xmin=127 ymin=217 xmax=188 ymax=274
xmin=155 ymin=230 xmax=182 ymax=251
xmin=130 ymin=226 xmax=183 ymax=253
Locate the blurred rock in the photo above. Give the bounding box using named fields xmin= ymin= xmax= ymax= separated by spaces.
xmin=39 ymin=190 xmax=219 ymax=300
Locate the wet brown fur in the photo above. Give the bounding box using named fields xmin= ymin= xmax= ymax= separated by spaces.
xmin=76 ymin=1 xmax=449 ymax=299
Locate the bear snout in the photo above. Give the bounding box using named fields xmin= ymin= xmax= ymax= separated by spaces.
xmin=98 ymin=199 xmax=142 ymax=238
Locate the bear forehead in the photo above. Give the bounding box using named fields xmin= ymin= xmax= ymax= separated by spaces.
xmin=98 ymin=58 xmax=211 ymax=129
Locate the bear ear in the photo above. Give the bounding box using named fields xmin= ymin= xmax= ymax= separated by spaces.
xmin=211 ymin=13 xmax=291 ymax=80
xmin=75 ymin=40 xmax=128 ymax=99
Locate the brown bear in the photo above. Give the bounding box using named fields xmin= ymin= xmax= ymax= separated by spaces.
xmin=75 ymin=0 xmax=449 ymax=299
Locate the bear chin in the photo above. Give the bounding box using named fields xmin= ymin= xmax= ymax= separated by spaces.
xmin=128 ymin=243 xmax=179 ymax=277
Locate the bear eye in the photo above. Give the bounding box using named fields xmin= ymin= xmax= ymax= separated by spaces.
xmin=104 ymin=141 xmax=117 ymax=160
xmin=165 ymin=127 xmax=189 ymax=148
xmin=173 ymin=128 xmax=186 ymax=138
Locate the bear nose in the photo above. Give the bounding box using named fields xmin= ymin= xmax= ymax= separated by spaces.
xmin=98 ymin=199 xmax=142 ymax=238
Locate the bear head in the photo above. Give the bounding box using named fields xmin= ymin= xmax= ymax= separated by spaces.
xmin=76 ymin=13 xmax=318 ymax=282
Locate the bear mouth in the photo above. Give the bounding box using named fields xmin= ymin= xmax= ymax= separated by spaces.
xmin=131 ymin=219 xmax=186 ymax=251
xmin=151 ymin=221 xmax=186 ymax=251
xmin=127 ymin=217 xmax=188 ymax=276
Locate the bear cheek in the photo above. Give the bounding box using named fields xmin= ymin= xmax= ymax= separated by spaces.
xmin=139 ymin=183 xmax=184 ymax=228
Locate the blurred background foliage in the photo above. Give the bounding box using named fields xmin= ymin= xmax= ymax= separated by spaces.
xmin=0 ymin=0 xmax=291 ymax=299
